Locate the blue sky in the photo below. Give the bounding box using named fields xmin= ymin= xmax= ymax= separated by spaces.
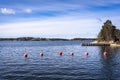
xmin=0 ymin=0 xmax=120 ymax=38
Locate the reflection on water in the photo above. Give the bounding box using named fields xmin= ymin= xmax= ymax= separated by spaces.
xmin=0 ymin=41 xmax=120 ymax=80
xmin=99 ymin=46 xmax=120 ymax=80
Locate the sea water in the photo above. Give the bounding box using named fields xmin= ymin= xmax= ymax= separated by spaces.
xmin=0 ymin=41 xmax=120 ymax=80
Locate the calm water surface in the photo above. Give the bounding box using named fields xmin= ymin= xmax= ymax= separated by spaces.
xmin=0 ymin=41 xmax=120 ymax=80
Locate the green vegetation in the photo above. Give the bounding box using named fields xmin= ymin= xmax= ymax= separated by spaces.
xmin=0 ymin=37 xmax=96 ymax=41
xmin=98 ymin=20 xmax=120 ymax=42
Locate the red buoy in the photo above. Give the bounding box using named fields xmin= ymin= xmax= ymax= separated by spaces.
xmin=103 ymin=51 xmax=107 ymax=56
xmin=85 ymin=52 xmax=89 ymax=56
xmin=24 ymin=53 xmax=28 ymax=58
xmin=70 ymin=51 xmax=74 ymax=56
xmin=40 ymin=52 xmax=43 ymax=57
xmin=59 ymin=51 xmax=63 ymax=56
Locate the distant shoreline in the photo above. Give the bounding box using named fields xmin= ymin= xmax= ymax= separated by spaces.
xmin=0 ymin=37 xmax=97 ymax=41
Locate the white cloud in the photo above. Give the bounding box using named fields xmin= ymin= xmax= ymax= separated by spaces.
xmin=24 ymin=8 xmax=32 ymax=13
xmin=0 ymin=12 xmax=120 ymax=38
xmin=0 ymin=0 xmax=120 ymax=38
xmin=0 ymin=17 xmax=101 ymax=38
xmin=26 ymin=0 xmax=120 ymax=12
xmin=0 ymin=8 xmax=15 ymax=14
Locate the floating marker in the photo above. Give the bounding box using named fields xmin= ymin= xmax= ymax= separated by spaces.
xmin=85 ymin=52 xmax=89 ymax=56
xmin=59 ymin=51 xmax=63 ymax=56
xmin=24 ymin=53 xmax=28 ymax=58
xmin=70 ymin=51 xmax=74 ymax=56
xmin=40 ymin=52 xmax=44 ymax=57
xmin=103 ymin=51 xmax=107 ymax=56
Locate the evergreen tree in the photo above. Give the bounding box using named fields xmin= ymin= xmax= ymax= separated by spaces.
xmin=98 ymin=20 xmax=120 ymax=41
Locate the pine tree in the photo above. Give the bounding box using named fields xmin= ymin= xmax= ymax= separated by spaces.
xmin=98 ymin=20 xmax=120 ymax=42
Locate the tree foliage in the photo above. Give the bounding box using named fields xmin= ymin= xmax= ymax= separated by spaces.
xmin=98 ymin=20 xmax=120 ymax=41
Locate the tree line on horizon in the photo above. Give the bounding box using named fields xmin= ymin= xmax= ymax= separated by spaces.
xmin=98 ymin=20 xmax=120 ymax=43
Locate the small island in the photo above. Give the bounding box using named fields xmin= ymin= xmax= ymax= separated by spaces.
xmin=92 ymin=20 xmax=120 ymax=47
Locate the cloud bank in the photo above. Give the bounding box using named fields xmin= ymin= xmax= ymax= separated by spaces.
xmin=0 ymin=0 xmax=120 ymax=38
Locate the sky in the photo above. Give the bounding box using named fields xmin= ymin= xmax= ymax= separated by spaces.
xmin=0 ymin=0 xmax=120 ymax=38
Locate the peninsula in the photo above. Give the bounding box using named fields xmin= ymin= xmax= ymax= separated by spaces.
xmin=92 ymin=20 xmax=120 ymax=47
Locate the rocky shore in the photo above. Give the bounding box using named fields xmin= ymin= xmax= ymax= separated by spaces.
xmin=92 ymin=40 xmax=120 ymax=47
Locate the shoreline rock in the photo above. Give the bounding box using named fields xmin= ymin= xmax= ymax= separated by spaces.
xmin=92 ymin=40 xmax=120 ymax=47
xmin=110 ymin=44 xmax=120 ymax=47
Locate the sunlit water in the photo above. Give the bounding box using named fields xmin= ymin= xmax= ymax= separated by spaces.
xmin=0 ymin=41 xmax=120 ymax=80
